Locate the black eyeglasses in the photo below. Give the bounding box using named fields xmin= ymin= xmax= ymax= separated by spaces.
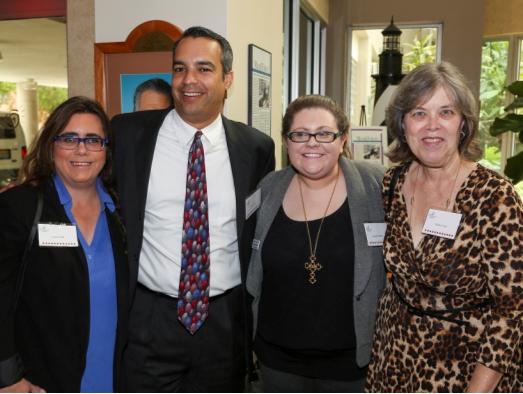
xmin=54 ymin=136 xmax=108 ymax=152
xmin=287 ymin=131 xmax=342 ymax=143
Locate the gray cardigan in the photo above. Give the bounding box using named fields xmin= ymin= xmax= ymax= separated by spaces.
xmin=246 ymin=157 xmax=387 ymax=367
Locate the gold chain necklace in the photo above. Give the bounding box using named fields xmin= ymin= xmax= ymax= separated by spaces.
xmin=297 ymin=166 xmax=340 ymax=284
xmin=410 ymin=160 xmax=462 ymax=221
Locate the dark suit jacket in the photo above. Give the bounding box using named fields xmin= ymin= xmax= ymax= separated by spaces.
xmin=0 ymin=178 xmax=129 ymax=393
xmin=111 ymin=108 xmax=275 ymax=368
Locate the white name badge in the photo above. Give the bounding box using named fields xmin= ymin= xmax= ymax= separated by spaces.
xmin=245 ymin=188 xmax=261 ymax=220
xmin=422 ymin=209 xmax=462 ymax=240
xmin=364 ymin=222 xmax=387 ymax=246
xmin=38 ymin=223 xmax=79 ymax=247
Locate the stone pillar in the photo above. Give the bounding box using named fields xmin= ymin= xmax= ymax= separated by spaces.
xmin=16 ymin=79 xmax=39 ymax=147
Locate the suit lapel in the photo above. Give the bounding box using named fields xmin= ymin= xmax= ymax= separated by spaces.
xmin=42 ymin=180 xmax=89 ymax=274
xmin=340 ymin=159 xmax=374 ymax=295
xmin=223 ymin=116 xmax=251 ymax=239
xmin=255 ymin=167 xmax=295 ymax=243
xmin=134 ymin=109 xmax=172 ymax=213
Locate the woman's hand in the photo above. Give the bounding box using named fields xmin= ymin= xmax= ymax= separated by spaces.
xmin=0 ymin=378 xmax=45 ymax=393
xmin=466 ymin=363 xmax=502 ymax=393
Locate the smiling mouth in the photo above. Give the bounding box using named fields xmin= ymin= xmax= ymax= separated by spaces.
xmin=423 ymin=138 xmax=443 ymax=143
xmin=183 ymin=92 xmax=203 ymax=97
xmin=303 ymin=153 xmax=323 ymax=158
xmin=71 ymin=162 xmax=91 ymax=166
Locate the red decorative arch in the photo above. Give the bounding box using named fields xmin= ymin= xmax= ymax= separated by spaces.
xmin=94 ymin=20 xmax=183 ymax=108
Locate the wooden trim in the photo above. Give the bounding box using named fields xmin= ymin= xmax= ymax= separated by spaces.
xmin=94 ymin=20 xmax=183 ymax=108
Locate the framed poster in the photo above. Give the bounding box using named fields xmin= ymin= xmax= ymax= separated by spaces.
xmin=350 ymin=126 xmax=388 ymax=166
xmin=120 ymin=73 xmax=172 ymax=114
xmin=94 ymin=20 xmax=182 ymax=119
xmin=248 ymin=44 xmax=272 ymax=136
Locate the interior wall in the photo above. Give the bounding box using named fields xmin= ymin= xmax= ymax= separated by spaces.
xmin=484 ymin=0 xmax=523 ymax=37
xmin=326 ymin=0 xmax=486 ymax=108
xmin=94 ymin=0 xmax=227 ymax=43
xmin=227 ymin=0 xmax=284 ymax=170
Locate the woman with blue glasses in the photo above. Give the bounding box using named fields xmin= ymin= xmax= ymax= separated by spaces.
xmin=0 ymin=97 xmax=128 ymax=392
xmin=247 ymin=95 xmax=386 ymax=392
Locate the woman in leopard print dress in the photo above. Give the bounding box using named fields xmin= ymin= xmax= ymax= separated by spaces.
xmin=366 ymin=62 xmax=523 ymax=392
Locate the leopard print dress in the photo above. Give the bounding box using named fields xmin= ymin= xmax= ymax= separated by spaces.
xmin=366 ymin=163 xmax=523 ymax=393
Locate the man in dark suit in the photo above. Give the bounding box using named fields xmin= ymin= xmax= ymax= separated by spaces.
xmin=112 ymin=26 xmax=275 ymax=392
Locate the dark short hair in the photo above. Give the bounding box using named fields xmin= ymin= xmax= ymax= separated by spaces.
xmin=133 ymin=78 xmax=173 ymax=111
xmin=172 ymin=26 xmax=233 ymax=79
xmin=282 ymin=94 xmax=352 ymax=158
xmin=387 ymin=61 xmax=482 ymax=163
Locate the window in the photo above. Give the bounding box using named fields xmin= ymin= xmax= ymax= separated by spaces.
xmin=479 ymin=36 xmax=523 ymax=197
xmin=284 ymin=0 xmax=326 ymax=109
xmin=478 ymin=40 xmax=509 ymax=171
xmin=346 ymin=24 xmax=442 ymax=126
xmin=282 ymin=0 xmax=326 ymax=166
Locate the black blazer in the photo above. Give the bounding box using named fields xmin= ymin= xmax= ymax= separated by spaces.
xmin=0 ymin=179 xmax=129 ymax=393
xmin=111 ymin=108 xmax=275 ymax=364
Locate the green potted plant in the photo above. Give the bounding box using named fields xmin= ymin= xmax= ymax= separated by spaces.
xmin=489 ymin=80 xmax=523 ymax=184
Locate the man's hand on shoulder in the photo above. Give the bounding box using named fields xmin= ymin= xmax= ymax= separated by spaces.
xmin=0 ymin=378 xmax=45 ymax=393
xmin=0 ymin=182 xmax=17 ymax=193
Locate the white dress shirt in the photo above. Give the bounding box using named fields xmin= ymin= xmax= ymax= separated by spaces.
xmin=138 ymin=110 xmax=241 ymax=297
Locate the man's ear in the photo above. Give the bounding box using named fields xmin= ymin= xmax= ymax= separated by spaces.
xmin=224 ymin=71 xmax=234 ymax=90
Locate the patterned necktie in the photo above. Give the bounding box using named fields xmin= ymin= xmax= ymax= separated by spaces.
xmin=177 ymin=131 xmax=210 ymax=334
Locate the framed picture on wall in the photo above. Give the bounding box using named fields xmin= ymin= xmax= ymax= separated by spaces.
xmin=94 ymin=20 xmax=182 ymax=119
xmin=248 ymin=44 xmax=272 ymax=136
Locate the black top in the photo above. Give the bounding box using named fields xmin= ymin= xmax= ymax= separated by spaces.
xmin=0 ymin=179 xmax=129 ymax=392
xmin=255 ymin=199 xmax=366 ymax=381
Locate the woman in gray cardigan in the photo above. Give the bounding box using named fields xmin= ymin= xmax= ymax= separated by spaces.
xmin=246 ymin=95 xmax=387 ymax=392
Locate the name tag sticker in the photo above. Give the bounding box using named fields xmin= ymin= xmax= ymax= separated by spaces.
xmin=364 ymin=222 xmax=387 ymax=246
xmin=245 ymin=188 xmax=261 ymax=220
xmin=38 ymin=223 xmax=78 ymax=247
xmin=422 ymin=209 xmax=462 ymax=240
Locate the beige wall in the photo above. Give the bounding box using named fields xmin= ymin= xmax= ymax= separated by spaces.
xmin=484 ymin=0 xmax=523 ymax=37
xmin=326 ymin=0 xmax=486 ymax=107
xmin=304 ymin=0 xmax=329 ymax=24
xmin=227 ymin=0 xmax=284 ymax=170
xmin=67 ymin=0 xmax=95 ymax=98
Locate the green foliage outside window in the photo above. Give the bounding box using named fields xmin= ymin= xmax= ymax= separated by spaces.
xmin=0 ymin=81 xmax=68 ymax=125
xmin=479 ymin=41 xmax=509 ymax=163
xmin=402 ymin=34 xmax=437 ymax=72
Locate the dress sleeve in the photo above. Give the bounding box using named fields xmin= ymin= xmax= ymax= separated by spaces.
xmin=476 ymin=180 xmax=523 ymax=373
xmin=0 ymin=190 xmax=32 ymax=387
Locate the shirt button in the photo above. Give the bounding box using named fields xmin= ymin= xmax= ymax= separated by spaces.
xmin=89 ymin=255 xmax=92 ymax=259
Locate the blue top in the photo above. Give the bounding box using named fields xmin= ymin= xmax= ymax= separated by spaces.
xmin=52 ymin=174 xmax=118 ymax=393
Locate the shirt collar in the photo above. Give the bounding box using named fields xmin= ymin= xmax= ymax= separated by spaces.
xmin=171 ymin=110 xmax=224 ymax=153
xmin=52 ymin=173 xmax=115 ymax=213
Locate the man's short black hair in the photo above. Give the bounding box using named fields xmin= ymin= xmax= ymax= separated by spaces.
xmin=172 ymin=26 xmax=233 ymax=79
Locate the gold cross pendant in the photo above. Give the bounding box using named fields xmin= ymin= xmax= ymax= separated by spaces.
xmin=304 ymin=255 xmax=322 ymax=284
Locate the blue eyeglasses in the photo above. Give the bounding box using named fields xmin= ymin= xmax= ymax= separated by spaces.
xmin=54 ymin=136 xmax=108 ymax=152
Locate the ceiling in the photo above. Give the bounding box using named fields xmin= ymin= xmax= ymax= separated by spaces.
xmin=0 ymin=17 xmax=67 ymax=88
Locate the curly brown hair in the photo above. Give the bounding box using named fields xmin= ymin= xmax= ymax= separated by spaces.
xmin=20 ymin=96 xmax=124 ymax=235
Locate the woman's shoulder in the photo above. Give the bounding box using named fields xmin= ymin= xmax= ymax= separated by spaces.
xmin=343 ymin=158 xmax=387 ymax=182
xmin=258 ymin=166 xmax=295 ymax=188
xmin=474 ymin=163 xmax=522 ymax=204
xmin=0 ymin=183 xmax=38 ymax=205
